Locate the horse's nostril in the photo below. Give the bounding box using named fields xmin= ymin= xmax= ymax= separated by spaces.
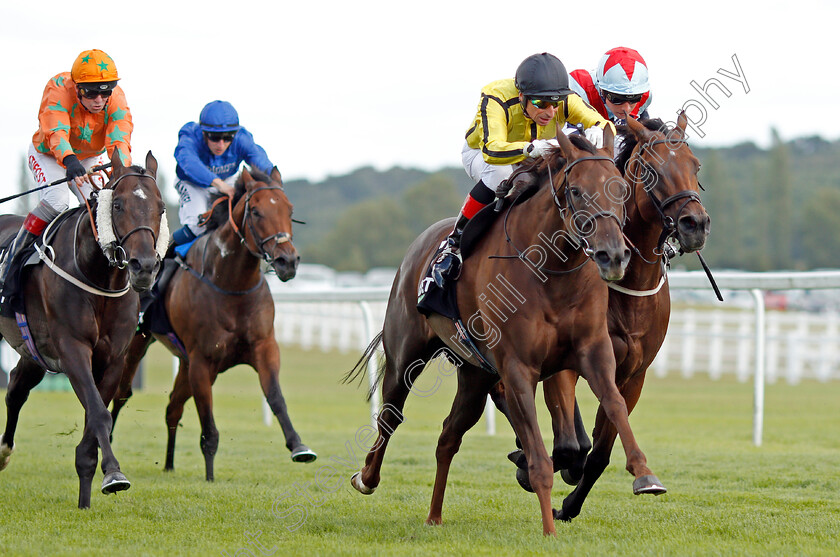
xmin=594 ymin=251 xmax=611 ymax=266
xmin=623 ymin=249 xmax=631 ymax=263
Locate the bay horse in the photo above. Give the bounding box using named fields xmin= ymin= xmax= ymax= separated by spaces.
xmin=345 ymin=128 xmax=666 ymax=536
xmin=110 ymin=167 xmax=315 ymax=482
xmin=505 ymin=113 xmax=711 ymax=520
xmin=0 ymin=151 xmax=167 ymax=508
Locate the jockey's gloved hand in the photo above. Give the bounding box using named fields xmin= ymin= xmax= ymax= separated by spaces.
xmin=63 ymin=155 xmax=86 ymax=181
xmin=584 ymin=127 xmax=604 ymax=149
xmin=524 ymin=139 xmax=555 ymax=159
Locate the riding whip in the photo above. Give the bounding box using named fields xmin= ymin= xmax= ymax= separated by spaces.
xmin=0 ymin=162 xmax=113 ymax=205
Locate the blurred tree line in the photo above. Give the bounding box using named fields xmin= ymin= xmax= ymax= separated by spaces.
xmin=284 ymin=131 xmax=840 ymax=273
xmin=13 ymin=130 xmax=840 ymax=273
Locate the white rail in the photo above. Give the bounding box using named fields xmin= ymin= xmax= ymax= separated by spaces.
xmin=269 ymin=270 xmax=840 ymax=446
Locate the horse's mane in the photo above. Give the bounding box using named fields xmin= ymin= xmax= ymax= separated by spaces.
xmin=203 ymin=167 xmax=272 ymax=232
xmin=615 ymin=118 xmax=669 ymax=175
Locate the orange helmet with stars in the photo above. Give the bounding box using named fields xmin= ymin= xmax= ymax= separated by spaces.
xmin=71 ymin=49 xmax=119 ymax=85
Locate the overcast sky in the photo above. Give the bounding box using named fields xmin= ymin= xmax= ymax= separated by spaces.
xmin=0 ymin=0 xmax=835 ymax=202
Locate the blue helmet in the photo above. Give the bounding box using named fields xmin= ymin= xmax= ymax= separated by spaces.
xmin=199 ymin=100 xmax=241 ymax=133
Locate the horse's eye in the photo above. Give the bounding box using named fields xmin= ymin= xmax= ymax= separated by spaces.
xmin=250 ymin=208 xmax=261 ymax=218
xmin=569 ymin=187 xmax=581 ymax=197
xmin=113 ymin=201 xmax=124 ymax=212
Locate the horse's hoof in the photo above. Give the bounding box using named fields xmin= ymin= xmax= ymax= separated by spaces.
xmin=553 ymin=508 xmax=573 ymax=522
xmin=290 ymin=445 xmax=317 ymax=463
xmin=515 ymin=467 xmax=535 ymax=493
xmin=101 ymin=471 xmax=131 ymax=494
xmin=351 ymin=471 xmax=375 ymax=495
xmin=507 ymin=449 xmax=526 ymax=469
xmin=560 ymin=467 xmax=582 ymax=486
xmin=632 ymin=474 xmax=667 ymax=495
xmin=0 ymin=435 xmax=14 ymax=471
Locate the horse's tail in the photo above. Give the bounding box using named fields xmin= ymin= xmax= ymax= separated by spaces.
xmin=342 ymin=330 xmax=384 ymax=401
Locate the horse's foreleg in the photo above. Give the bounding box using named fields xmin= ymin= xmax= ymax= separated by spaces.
xmin=75 ymin=424 xmax=99 ymax=509
xmin=560 ymin=395 xmax=592 ymax=486
xmin=1 ymin=360 xmax=45 ymax=471
xmin=62 ymin=350 xmax=129 ymax=507
xmin=253 ymin=340 xmax=315 ymax=463
xmin=95 ymin=360 xmax=133 ymax=495
xmin=187 ymin=358 xmax=219 ymax=482
xmin=164 ymin=359 xmax=192 ymax=472
xmin=111 ymin=332 xmax=155 ymax=437
xmin=426 ymin=365 xmax=496 ymax=527
xmin=545 ymin=370 xmax=590 ymax=484
xmin=501 ymin=362 xmax=556 ymax=537
xmin=577 ymin=347 xmax=663 ymax=502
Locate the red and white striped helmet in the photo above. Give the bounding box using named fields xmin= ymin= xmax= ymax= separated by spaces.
xmin=595 ymin=47 xmax=650 ymax=96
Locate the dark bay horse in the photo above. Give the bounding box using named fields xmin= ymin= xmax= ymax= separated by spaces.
xmin=110 ymin=167 xmax=315 ymax=482
xmin=0 ymin=152 xmax=167 ymax=508
xmin=507 ymin=113 xmax=711 ymax=520
xmin=345 ymin=129 xmax=668 ymax=535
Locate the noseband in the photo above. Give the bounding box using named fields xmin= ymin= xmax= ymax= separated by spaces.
xmin=631 ymin=138 xmax=703 ymax=257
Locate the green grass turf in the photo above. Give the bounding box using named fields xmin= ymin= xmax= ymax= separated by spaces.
xmin=0 ymin=343 xmax=838 ymax=556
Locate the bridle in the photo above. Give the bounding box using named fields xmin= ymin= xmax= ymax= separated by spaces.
xmin=228 ymin=184 xmax=292 ymax=265
xmin=551 ymin=155 xmax=626 ymax=240
xmin=627 ymin=138 xmax=703 ymax=262
xmin=95 ymin=172 xmax=166 ymax=268
xmin=497 ymin=154 xmax=626 ymax=275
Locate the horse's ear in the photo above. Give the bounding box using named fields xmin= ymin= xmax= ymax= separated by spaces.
xmin=110 ymin=150 xmax=125 ymax=178
xmin=241 ymin=167 xmax=254 ymax=189
xmin=145 ymin=151 xmax=157 ymax=179
xmin=603 ymin=125 xmax=615 ymax=158
xmin=555 ymin=126 xmax=575 ymax=159
xmin=626 ymin=116 xmax=654 ymax=143
xmin=674 ymin=110 xmax=688 ymax=139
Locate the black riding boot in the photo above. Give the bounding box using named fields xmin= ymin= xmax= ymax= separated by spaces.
xmin=0 ymin=227 xmax=38 ymax=292
xmin=431 ymin=214 xmax=469 ymax=288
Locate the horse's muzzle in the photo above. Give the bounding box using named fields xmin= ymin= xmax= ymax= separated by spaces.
xmin=593 ymin=246 xmax=631 ymax=282
xmin=273 ymin=252 xmax=300 ymax=282
xmin=677 ymin=212 xmax=711 ymax=253
xmin=128 ymin=257 xmax=160 ymax=292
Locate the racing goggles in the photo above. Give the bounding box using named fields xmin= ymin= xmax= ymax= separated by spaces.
xmin=79 ymin=87 xmax=113 ymax=99
xmin=205 ymin=132 xmax=237 ymax=143
xmin=528 ymin=98 xmax=562 ymax=110
xmin=604 ymin=91 xmax=643 ymax=105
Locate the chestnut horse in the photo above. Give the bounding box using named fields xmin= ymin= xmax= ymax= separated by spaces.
xmin=110 ymin=167 xmax=315 ymax=482
xmin=0 ymin=152 xmax=167 ymax=508
xmin=345 ymin=129 xmax=667 ymax=535
xmin=505 ymin=114 xmax=711 ymax=520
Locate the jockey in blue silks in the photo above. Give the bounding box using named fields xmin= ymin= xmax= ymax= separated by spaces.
xmin=172 ymin=100 xmax=282 ymax=248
